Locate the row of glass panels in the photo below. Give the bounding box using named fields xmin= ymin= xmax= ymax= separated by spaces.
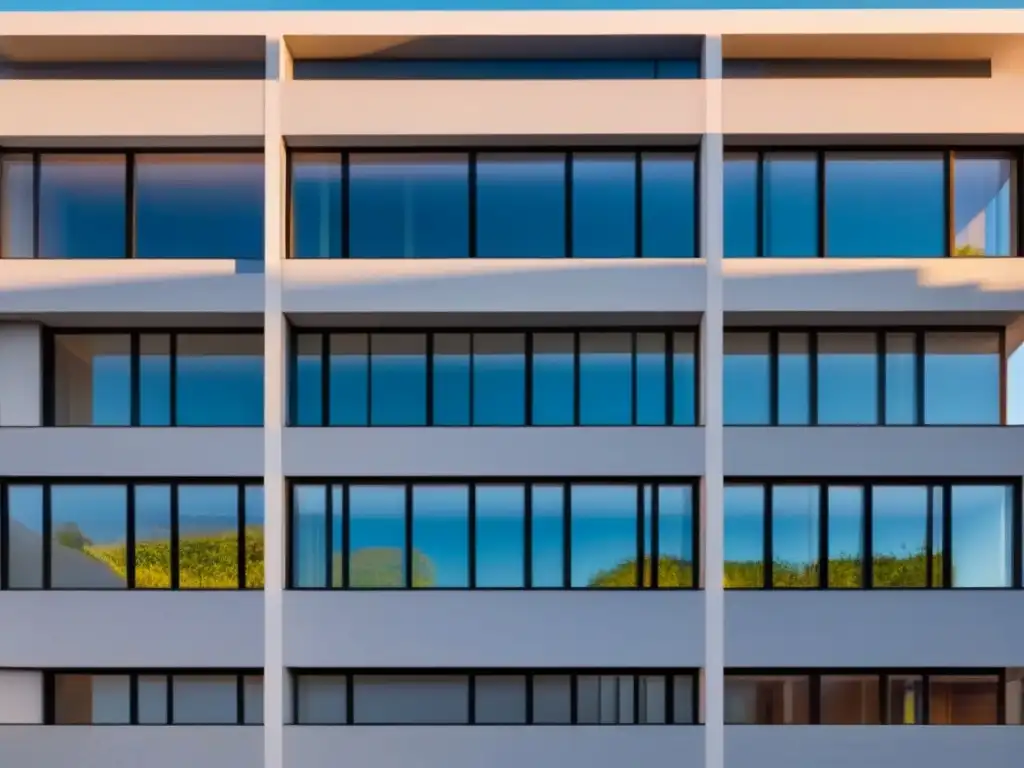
xmin=2 ymin=151 xmax=1017 ymax=259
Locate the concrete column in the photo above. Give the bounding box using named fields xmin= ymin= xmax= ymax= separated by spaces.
xmin=701 ymin=33 xmax=725 ymax=768
xmin=0 ymin=323 xmax=42 ymax=426
xmin=0 ymin=671 xmax=43 ymax=724
xmin=263 ymin=34 xmax=289 ymax=768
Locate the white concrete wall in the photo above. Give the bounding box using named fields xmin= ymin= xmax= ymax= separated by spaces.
xmin=0 ymin=323 xmax=41 ymax=427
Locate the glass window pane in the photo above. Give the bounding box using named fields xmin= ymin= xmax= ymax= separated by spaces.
xmin=172 ymin=676 xmax=237 ymax=724
xmin=291 ymin=152 xmax=341 ymax=259
xmin=1 ymin=154 xmax=34 ymax=258
xmin=472 ymin=333 xmax=525 ymax=425
xmin=532 ymin=675 xmax=571 ymax=724
xmin=51 ymin=485 xmax=127 ymax=589
xmin=433 ymin=333 xmax=470 ymax=426
xmin=579 ymin=332 xmax=632 ymax=425
xmin=639 ymin=675 xmax=666 ymax=724
xmin=349 ymin=153 xmax=469 ymax=259
xmin=725 ymin=676 xmax=810 ymax=724
xmin=924 ymin=332 xmax=1000 ymax=425
xmin=134 ymin=485 xmax=171 ymax=589
xmin=724 ymin=153 xmax=757 ymax=258
xmin=293 ymin=333 xmax=323 ymax=426
xmin=673 ymin=332 xmax=698 ymax=425
xmin=826 ymin=153 xmax=944 ymax=257
xmin=53 ymin=334 xmax=131 ymax=426
xmin=641 ymin=153 xmax=696 ymax=258
xmin=872 ymin=486 xmax=929 ymax=588
xmin=138 ymin=675 xmax=168 ymax=724
xmin=349 ymin=485 xmax=406 ymax=588
xmin=297 ymin=675 xmax=347 ymax=724
xmin=176 ymin=334 xmax=263 ymax=426
xmin=475 ymin=676 xmax=526 ymax=724
xmin=572 ymin=153 xmax=635 ymax=258
xmin=245 ymin=486 xmax=264 ymax=589
xmin=725 ymin=332 xmax=770 ymax=425
xmin=328 ymin=334 xmax=368 ymax=426
xmin=135 ymin=154 xmax=263 ymax=260
xmin=821 ymin=675 xmax=880 ymax=724
xmin=954 ymin=155 xmax=1014 ymax=257
xmin=353 ymin=675 xmax=468 ymax=724
xmin=330 ymin=485 xmax=343 ymax=588
xmin=531 ymin=333 xmax=575 ymax=426
xmin=573 ymin=484 xmax=638 ymax=588
xmin=817 ymin=332 xmax=878 ymax=425
xmin=932 ymin=487 xmax=945 ymax=588
xmin=778 ymin=332 xmax=810 ymax=424
xmin=658 ymin=485 xmax=695 ymax=588
xmin=887 ymin=675 xmax=925 ymax=724
xmin=725 ymin=485 xmax=765 ymax=588
xmin=771 ymin=485 xmax=819 ymax=588
xmin=477 ymin=153 xmax=564 ymax=258
xmin=475 ymin=485 xmax=525 ymax=588
xmin=635 ymin=333 xmax=666 ymax=426
xmin=885 ymin=332 xmax=917 ymax=425
xmin=531 ymin=484 xmax=564 ymax=588
xmin=673 ymin=675 xmax=695 ymax=724
xmin=244 ymin=676 xmax=263 ymax=724
xmin=578 ymin=675 xmax=635 ymax=724
xmin=139 ymin=334 xmax=171 ymax=426
xmin=8 ymin=485 xmax=44 ymax=588
xmin=55 ymin=675 xmax=130 ymax=724
xmin=370 ymin=334 xmax=426 ymax=426
xmin=177 ymin=485 xmax=239 ymax=589
xmin=951 ymin=484 xmax=1013 ymax=588
xmin=411 ymin=485 xmax=467 ymax=588
xmin=929 ymin=675 xmax=999 ymax=724
xmin=763 ymin=152 xmax=817 ymax=257
xmin=827 ymin=486 xmax=864 ymax=588
xmin=38 ymin=155 xmax=126 ymax=259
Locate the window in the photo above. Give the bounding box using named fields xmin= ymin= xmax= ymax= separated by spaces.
xmin=728 ymin=328 xmax=1007 ymax=426
xmin=724 ymin=149 xmax=1020 ymax=259
xmin=48 ymin=331 xmax=264 ymax=427
xmin=728 ymin=670 xmax=1005 ymax=725
xmin=289 ymin=480 xmax=697 ymax=590
xmin=1 ymin=481 xmax=261 ymax=590
xmin=50 ymin=672 xmax=260 ymax=724
xmin=1 ymin=152 xmax=263 ymax=260
xmin=724 ymin=480 xmax=1020 ymax=590
xmin=289 ymin=151 xmax=696 ymax=259
xmin=291 ymin=329 xmax=697 ymax=427
xmin=293 ymin=671 xmax=697 ymax=725
xmin=293 ymin=58 xmax=700 ymax=80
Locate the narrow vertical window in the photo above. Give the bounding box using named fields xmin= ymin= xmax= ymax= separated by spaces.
xmin=641 ymin=153 xmax=696 ymax=258
xmin=290 ymin=152 xmax=342 ymax=259
xmin=953 ymin=154 xmax=1015 ymax=257
xmin=572 ymin=153 xmax=636 ymax=258
xmin=724 ymin=485 xmax=765 ymax=588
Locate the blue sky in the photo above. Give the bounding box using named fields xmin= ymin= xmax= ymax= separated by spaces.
xmin=1 ymin=0 xmax=1022 ymax=10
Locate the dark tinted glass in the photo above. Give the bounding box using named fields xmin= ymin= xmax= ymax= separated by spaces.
xmin=38 ymin=155 xmax=126 ymax=259
xmin=572 ymin=153 xmax=635 ymax=258
xmin=821 ymin=676 xmax=880 ymax=725
xmin=531 ymin=333 xmax=575 ymax=426
xmin=328 ymin=335 xmax=369 ymax=426
xmin=579 ymin=332 xmax=631 ymax=425
xmin=349 ymin=153 xmax=469 ymax=259
xmin=175 ymin=334 xmax=263 ymax=426
xmin=724 ymin=154 xmax=757 ymax=258
xmin=672 ymin=332 xmax=698 ymax=426
xmin=294 ymin=334 xmax=324 ymax=426
xmin=135 ymin=154 xmax=263 ymax=260
xmin=724 ymin=332 xmax=770 ymax=424
xmin=472 ymin=334 xmax=525 ymax=426
xmin=291 ymin=153 xmax=341 ymax=259
xmin=763 ymin=153 xmax=817 ymax=257
xmin=635 ymin=332 xmax=667 ymax=426
xmin=370 ymin=334 xmax=427 ymax=426
xmin=477 ymin=154 xmax=564 ymax=258
xmin=641 ymin=153 xmax=696 ymax=258
xmin=433 ymin=333 xmax=471 ymax=426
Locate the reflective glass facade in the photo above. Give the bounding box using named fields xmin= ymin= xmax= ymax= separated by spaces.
xmin=290 ymin=150 xmax=697 ymax=258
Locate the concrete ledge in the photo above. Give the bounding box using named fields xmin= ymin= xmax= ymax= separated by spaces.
xmin=285 ymin=590 xmax=704 ymax=668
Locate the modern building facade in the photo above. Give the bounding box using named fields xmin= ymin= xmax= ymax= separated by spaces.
xmin=0 ymin=7 xmax=1022 ymax=768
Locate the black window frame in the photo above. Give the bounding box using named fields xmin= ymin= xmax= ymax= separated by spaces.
xmin=723 ymin=326 xmax=1008 ymax=426
xmin=288 ymin=326 xmax=700 ymax=428
xmin=725 ymin=668 xmax=1008 ymax=726
xmin=723 ymin=477 xmax=1023 ymax=591
xmin=44 ymin=669 xmax=262 ymax=725
xmin=287 ymin=477 xmax=701 ymax=591
xmin=43 ymin=328 xmax=265 ymax=427
xmin=291 ymin=668 xmax=700 ymax=726
xmin=286 ymin=147 xmax=700 ymax=260
xmin=0 ymin=148 xmax=264 ymax=261
xmin=0 ymin=478 xmax=262 ymax=591
xmin=724 ymin=146 xmax=1023 ymax=259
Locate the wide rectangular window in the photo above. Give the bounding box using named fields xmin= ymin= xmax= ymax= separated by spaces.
xmin=353 ymin=675 xmax=469 ymax=724
xmin=288 ymin=150 xmax=696 ymax=259
xmin=39 ymin=155 xmax=127 ymax=259
xmin=725 ymin=676 xmax=810 ymax=724
xmin=725 ymin=480 xmax=1020 ymax=591
xmin=821 ymin=675 xmax=880 ymax=724
xmin=2 ymin=481 xmax=260 ymax=590
xmin=289 ymin=480 xmax=698 ymax=590
xmin=48 ymin=331 xmax=264 ymax=427
xmin=292 ymin=329 xmax=696 ymax=427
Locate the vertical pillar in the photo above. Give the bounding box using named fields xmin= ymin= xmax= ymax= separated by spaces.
xmin=701 ymin=33 xmax=725 ymax=768
xmin=0 ymin=323 xmax=42 ymax=427
xmin=263 ymin=34 xmax=289 ymax=768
